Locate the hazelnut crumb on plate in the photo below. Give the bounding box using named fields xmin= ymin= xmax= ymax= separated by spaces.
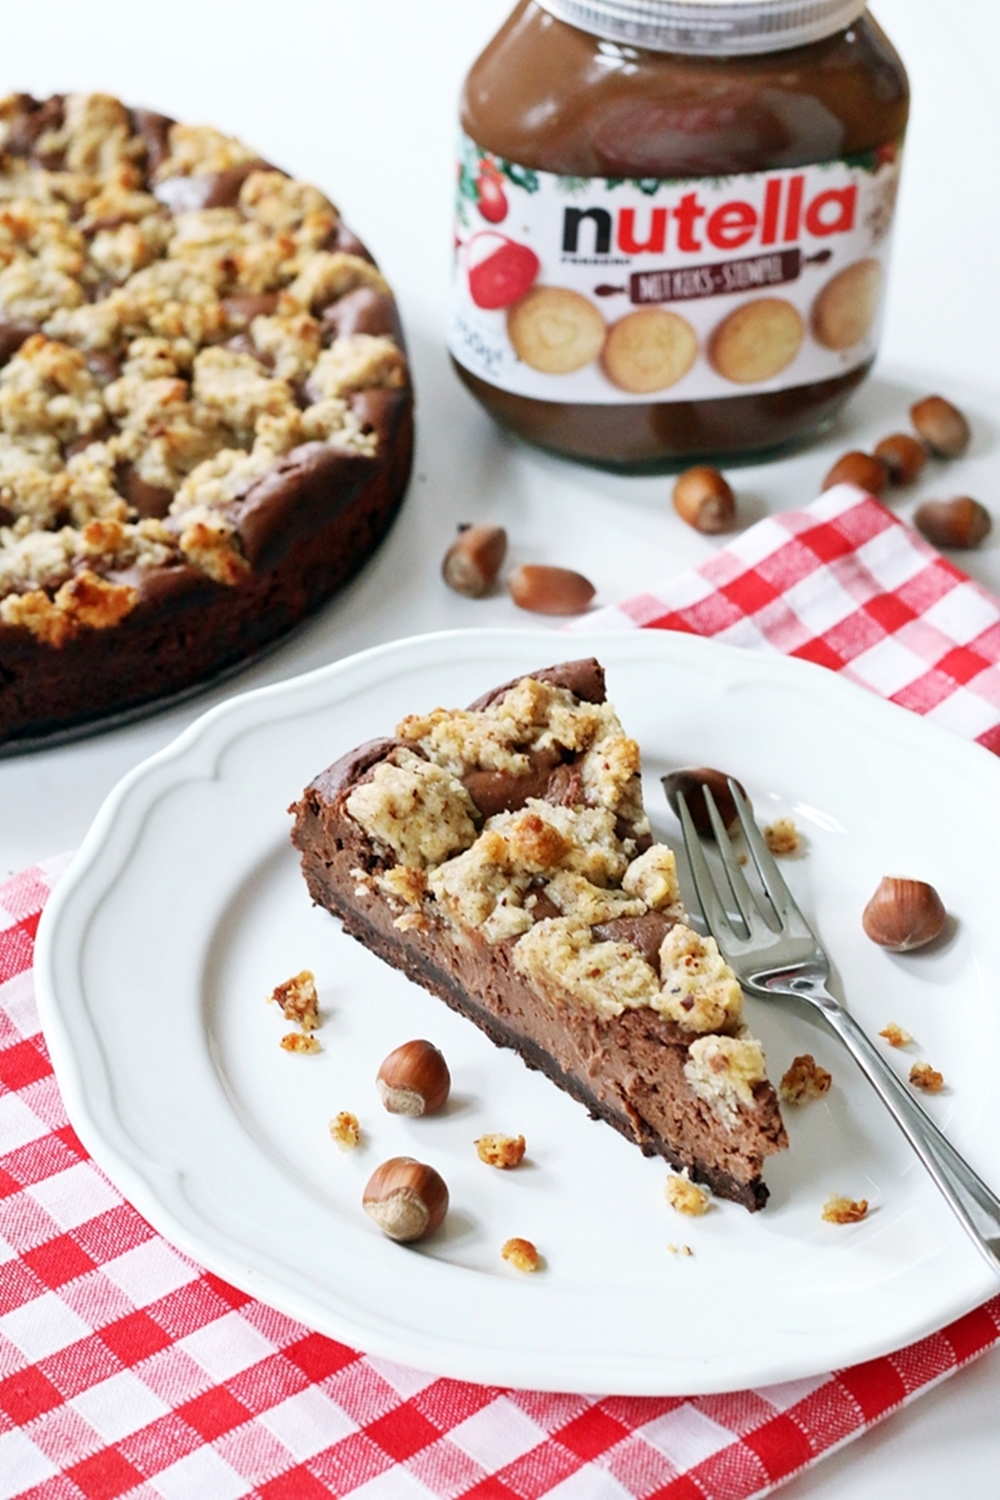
xmin=329 ymin=1111 xmax=361 ymax=1149
xmin=822 ymin=1195 xmax=869 ymax=1224
xmin=910 ymin=1061 xmax=946 ymax=1093
xmin=502 ymin=1237 xmax=542 ymax=1272
xmin=268 ymin=969 xmax=319 ymax=1031
xmin=475 ymin=1133 xmax=526 ymax=1168
xmin=880 ymin=1022 xmax=914 ymax=1048
xmin=280 ymin=1032 xmax=321 ymax=1054
xmin=664 ymin=1171 xmax=710 ymax=1217
xmin=763 ymin=816 xmax=800 ymax=855
xmin=780 ymin=1054 xmax=832 ymax=1105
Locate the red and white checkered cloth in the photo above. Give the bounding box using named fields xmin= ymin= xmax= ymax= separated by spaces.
xmin=578 ymin=482 xmax=1000 ymax=752
xmin=4 ymin=480 xmax=1000 ymax=1500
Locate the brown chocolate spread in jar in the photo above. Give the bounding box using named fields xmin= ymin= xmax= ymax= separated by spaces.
xmin=450 ymin=0 xmax=908 ymax=470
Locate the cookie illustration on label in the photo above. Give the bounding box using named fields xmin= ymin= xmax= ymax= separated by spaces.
xmin=811 ymin=258 xmax=882 ymax=350
xmin=601 ymin=308 xmax=698 ymax=394
xmin=507 ymin=286 xmax=606 ymax=374
xmin=709 ymin=298 xmax=804 ymax=384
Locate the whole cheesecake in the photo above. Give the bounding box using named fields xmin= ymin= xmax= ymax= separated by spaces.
xmin=0 ymin=92 xmax=413 ymax=747
xmin=291 ymin=658 xmax=788 ymax=1209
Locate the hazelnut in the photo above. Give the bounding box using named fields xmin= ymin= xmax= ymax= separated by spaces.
xmin=377 ymin=1039 xmax=450 ymax=1116
xmin=873 ymin=433 xmax=927 ymax=486
xmin=442 ymin=524 xmax=508 ymax=598
xmin=862 ymin=876 xmax=947 ymax=952
xmin=911 ymin=395 xmax=970 ymax=457
xmin=912 ymin=497 xmax=991 ymax=550
xmin=672 ymin=466 xmax=736 ymax=534
xmin=821 ymin=450 xmax=890 ymax=496
xmin=507 ymin=564 xmax=596 ymax=616
xmin=362 ymin=1156 xmax=449 ymax=1242
xmin=662 ymin=767 xmax=748 ymax=839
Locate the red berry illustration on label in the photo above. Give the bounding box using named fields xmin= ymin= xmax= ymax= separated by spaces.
xmin=476 ymin=172 xmax=508 ymax=223
xmin=467 ymin=234 xmax=540 ymax=310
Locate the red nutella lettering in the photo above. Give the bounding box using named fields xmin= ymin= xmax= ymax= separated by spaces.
xmin=804 ymin=186 xmax=857 ymax=235
xmin=783 ymin=174 xmax=805 ymax=241
xmin=673 ymin=191 xmax=705 ymax=252
xmin=706 ymin=201 xmax=757 ymax=249
xmin=761 ymin=178 xmax=782 ymax=245
xmin=617 ymin=206 xmax=668 ymax=253
xmin=561 ymin=174 xmax=865 ymax=260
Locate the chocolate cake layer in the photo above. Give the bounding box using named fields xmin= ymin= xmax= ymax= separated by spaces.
xmin=290 ymin=659 xmax=788 ymax=1209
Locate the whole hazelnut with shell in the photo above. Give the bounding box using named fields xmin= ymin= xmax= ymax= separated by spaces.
xmin=377 ymin=1039 xmax=451 ymax=1116
xmin=862 ymin=876 xmax=947 ymax=952
xmin=362 ymin=1157 xmax=449 ymax=1243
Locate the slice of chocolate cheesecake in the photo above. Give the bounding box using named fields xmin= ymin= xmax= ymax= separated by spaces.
xmin=290 ymin=658 xmax=787 ymax=1209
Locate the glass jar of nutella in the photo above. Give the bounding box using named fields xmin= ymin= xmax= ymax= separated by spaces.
xmin=449 ymin=0 xmax=908 ymax=469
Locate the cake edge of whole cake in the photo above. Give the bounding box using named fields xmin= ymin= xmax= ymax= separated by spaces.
xmin=0 ymin=90 xmax=414 ymax=745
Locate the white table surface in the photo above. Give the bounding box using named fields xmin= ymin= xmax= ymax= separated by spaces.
xmin=3 ymin=2 xmax=999 ymax=1493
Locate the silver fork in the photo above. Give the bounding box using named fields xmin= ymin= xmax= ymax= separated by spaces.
xmin=676 ymin=780 xmax=1000 ymax=1274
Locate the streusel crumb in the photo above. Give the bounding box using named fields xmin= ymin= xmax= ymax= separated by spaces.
xmin=880 ymin=1022 xmax=914 ymax=1049
xmin=779 ymin=1054 xmax=832 ymax=1105
xmin=268 ymin=969 xmax=319 ymax=1030
xmin=329 ymin=1111 xmax=361 ymax=1150
xmin=664 ymin=1171 xmax=710 ymax=1216
xmin=764 ymin=816 xmax=800 ymax=855
xmin=667 ymin=1243 xmax=694 ymax=1256
xmin=910 ymin=1061 xmax=945 ymax=1093
xmin=822 ymin=1194 xmax=869 ymax=1224
xmin=475 ymin=1134 xmax=526 ymax=1169
xmin=501 ymin=1237 xmax=541 ymax=1272
xmin=280 ymin=1032 xmax=321 ymax=1054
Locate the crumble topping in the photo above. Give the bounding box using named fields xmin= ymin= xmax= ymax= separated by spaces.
xmin=763 ymin=816 xmax=800 ymax=855
xmin=909 ymin=1061 xmax=945 ymax=1093
xmin=779 ymin=1053 xmax=832 ymax=1105
xmin=621 ymin=843 xmax=682 ymax=912
xmin=880 ymin=1022 xmax=913 ymax=1048
xmin=657 ymin=926 xmax=744 ymax=1033
xmin=501 ymin=1237 xmax=541 ymax=1272
xmin=0 ymin=91 xmax=408 ymax=644
xmin=475 ymin=1134 xmax=526 ymax=1168
xmin=822 ymin=1194 xmax=868 ymax=1224
xmin=667 ymin=1243 xmax=694 ymax=1256
xmin=512 ymin=917 xmax=661 ymax=1019
xmin=346 ymin=675 xmax=758 ymax=1045
xmin=684 ymin=1034 xmax=768 ymax=1126
xmin=345 ymin=749 xmax=478 ymax=869
xmin=664 ymin=1171 xmax=710 ymax=1216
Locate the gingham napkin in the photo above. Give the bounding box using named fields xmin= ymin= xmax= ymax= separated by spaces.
xmin=5 ymin=480 xmax=1000 ymax=1500
xmin=576 ymin=482 xmax=1000 ymax=752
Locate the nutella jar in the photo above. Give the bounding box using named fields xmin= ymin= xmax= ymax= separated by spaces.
xmin=450 ymin=0 xmax=908 ymax=469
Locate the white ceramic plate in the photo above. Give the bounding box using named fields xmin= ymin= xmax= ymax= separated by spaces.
xmin=34 ymin=629 xmax=1000 ymax=1394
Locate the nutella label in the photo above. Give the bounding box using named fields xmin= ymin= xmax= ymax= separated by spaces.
xmin=448 ymin=135 xmax=901 ymax=405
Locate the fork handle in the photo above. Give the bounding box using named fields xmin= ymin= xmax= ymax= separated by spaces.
xmin=820 ymin=998 xmax=1000 ymax=1272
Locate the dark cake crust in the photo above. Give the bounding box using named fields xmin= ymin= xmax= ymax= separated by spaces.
xmin=290 ymin=659 xmax=787 ymax=1209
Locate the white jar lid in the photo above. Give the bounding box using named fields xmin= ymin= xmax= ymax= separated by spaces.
xmin=534 ymin=0 xmax=869 ymax=55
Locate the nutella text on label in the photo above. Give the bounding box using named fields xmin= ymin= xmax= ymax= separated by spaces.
xmin=449 ymin=140 xmax=901 ymax=405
